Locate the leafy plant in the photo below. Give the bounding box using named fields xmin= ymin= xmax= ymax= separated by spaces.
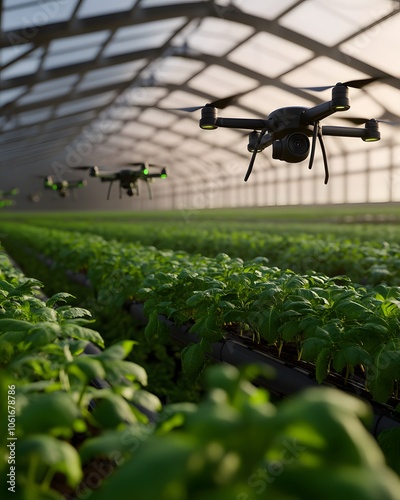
xmin=87 ymin=364 xmax=400 ymax=500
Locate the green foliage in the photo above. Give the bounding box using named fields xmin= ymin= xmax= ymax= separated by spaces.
xmin=378 ymin=427 xmax=400 ymax=476
xmin=0 ymin=249 xmax=161 ymax=499
xmin=89 ymin=364 xmax=400 ymax=500
xmin=2 ymin=224 xmax=400 ymax=404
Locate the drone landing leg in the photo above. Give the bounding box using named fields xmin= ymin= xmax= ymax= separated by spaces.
xmin=308 ymin=122 xmax=319 ymax=171
xmin=146 ymin=181 xmax=152 ymax=199
xmin=308 ymin=123 xmax=329 ymax=184
xmin=244 ymin=129 xmax=267 ymax=182
xmin=317 ymin=131 xmax=329 ymax=184
xmin=107 ymin=181 xmax=114 ymax=200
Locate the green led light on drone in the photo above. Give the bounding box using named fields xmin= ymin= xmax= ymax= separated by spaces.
xmin=52 ymin=185 xmax=58 ymax=190
xmin=143 ymin=168 xmax=149 ymax=175
xmin=332 ymin=105 xmax=349 ymax=111
xmin=161 ymin=173 xmax=167 ymax=179
xmin=363 ymin=136 xmax=380 ymax=142
xmin=200 ymin=124 xmax=217 ymax=130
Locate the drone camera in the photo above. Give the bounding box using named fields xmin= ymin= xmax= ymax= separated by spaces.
xmin=272 ymin=132 xmax=310 ymax=163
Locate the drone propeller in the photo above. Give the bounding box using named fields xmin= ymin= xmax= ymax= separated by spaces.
xmin=168 ymin=91 xmax=246 ymax=112
xmin=125 ymin=162 xmax=167 ymax=169
xmin=300 ymin=77 xmax=381 ymax=92
xmin=338 ymin=117 xmax=400 ymax=126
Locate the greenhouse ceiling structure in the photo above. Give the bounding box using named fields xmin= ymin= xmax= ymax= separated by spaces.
xmin=1 ymin=0 xmax=400 ymax=211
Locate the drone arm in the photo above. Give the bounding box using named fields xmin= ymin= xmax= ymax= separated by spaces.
xmin=99 ymin=174 xmax=118 ymax=181
xmin=201 ymin=116 xmax=271 ymax=131
xmin=301 ymin=101 xmax=339 ymax=124
xmin=321 ymin=125 xmax=380 ymax=141
xmin=302 ymin=85 xmax=350 ymax=123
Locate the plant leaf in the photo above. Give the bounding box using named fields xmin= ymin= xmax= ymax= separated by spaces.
xmin=18 ymin=435 xmax=82 ymax=487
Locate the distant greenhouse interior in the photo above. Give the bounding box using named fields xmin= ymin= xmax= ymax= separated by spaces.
xmin=1 ymin=0 xmax=400 ymax=211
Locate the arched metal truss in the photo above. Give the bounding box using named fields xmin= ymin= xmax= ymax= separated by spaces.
xmin=1 ymin=0 xmax=400 ymax=210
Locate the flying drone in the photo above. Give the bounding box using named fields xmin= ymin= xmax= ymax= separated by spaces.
xmin=75 ymin=162 xmax=167 ymax=200
xmin=42 ymin=176 xmax=87 ymax=198
xmin=0 ymin=187 xmax=18 ymax=208
xmin=172 ymin=77 xmax=394 ymax=184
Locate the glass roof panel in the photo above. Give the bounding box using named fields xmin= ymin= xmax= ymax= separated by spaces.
xmin=173 ymin=18 xmax=254 ymax=57
xmin=158 ymin=89 xmax=207 ymax=111
xmin=175 ymin=138 xmax=212 ymax=155
xmin=44 ymin=47 xmax=102 ymax=70
xmin=0 ymin=125 xmax=39 ymax=143
xmin=279 ymin=1 xmax=392 ymax=46
xmin=232 ymin=0 xmax=299 ymax=20
xmin=2 ymin=48 xmax=43 ymax=79
xmin=170 ymin=116 xmax=202 ymax=137
xmin=188 ymin=65 xmax=259 ymax=98
xmin=105 ymin=106 xmax=141 ymax=121
xmin=43 ymin=111 xmax=97 ymax=131
xmin=44 ymin=32 xmax=111 ymax=70
xmin=238 ymin=85 xmax=313 ymax=117
xmin=228 ymin=32 xmax=313 ymax=78
xmin=18 ymin=76 xmax=80 ymax=105
xmin=78 ymin=0 xmax=137 ymax=18
xmin=122 ymin=122 xmax=155 ymax=138
xmin=200 ymin=127 xmax=247 ymax=148
xmin=2 ymin=0 xmax=79 ymax=30
xmin=104 ymin=18 xmax=186 ymax=57
xmin=152 ymin=57 xmax=205 ymax=85
xmin=362 ymin=84 xmax=400 ymax=118
xmin=155 ymin=130 xmax=182 ymax=148
xmin=1 ymin=44 xmax=34 ymax=67
xmin=141 ymin=0 xmax=198 ymax=6
xmin=49 ymin=31 xmax=111 ymax=53
xmin=0 ymin=86 xmax=27 ymax=106
xmin=138 ymin=109 xmax=177 ymax=128
xmin=281 ymin=56 xmax=369 ymax=89
xmin=106 ymin=135 xmax=135 ymax=149
xmin=77 ymin=61 xmax=144 ymax=92
xmin=340 ymin=14 xmax=400 ymax=77
xmin=55 ymin=91 xmax=117 ymax=117
xmin=17 ymin=106 xmax=54 ymax=126
xmin=330 ymin=92 xmax=385 ymax=125
xmin=118 ymin=86 xmax=168 ymax=106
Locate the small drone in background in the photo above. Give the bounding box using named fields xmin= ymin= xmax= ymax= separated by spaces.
xmin=0 ymin=187 xmax=18 ymax=208
xmin=75 ymin=162 xmax=167 ymax=200
xmin=171 ymin=77 xmax=396 ymax=184
xmin=42 ymin=176 xmax=87 ymax=198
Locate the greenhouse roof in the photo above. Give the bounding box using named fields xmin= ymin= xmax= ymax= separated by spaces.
xmin=1 ymin=0 xmax=400 ymax=209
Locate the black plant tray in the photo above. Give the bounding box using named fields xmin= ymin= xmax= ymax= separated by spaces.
xmin=128 ymin=303 xmax=400 ymax=436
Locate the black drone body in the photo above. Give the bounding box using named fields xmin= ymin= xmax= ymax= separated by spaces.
xmin=43 ymin=176 xmax=87 ymax=198
xmin=177 ymin=79 xmax=385 ymax=184
xmin=77 ymin=163 xmax=167 ymax=200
